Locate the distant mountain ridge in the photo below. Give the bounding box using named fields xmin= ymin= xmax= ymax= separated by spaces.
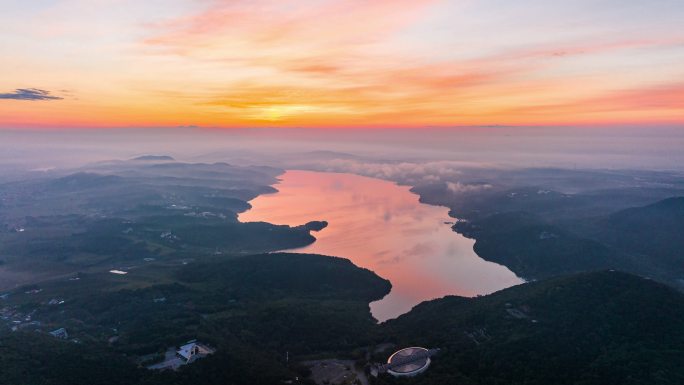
xmin=597 ymin=196 xmax=684 ymax=274
xmin=607 ymin=196 xmax=684 ymax=225
xmin=131 ymin=155 xmax=175 ymax=161
xmin=49 ymin=172 xmax=123 ymax=189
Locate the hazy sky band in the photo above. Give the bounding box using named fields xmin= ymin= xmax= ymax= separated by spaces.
xmin=1 ymin=0 xmax=683 ymax=128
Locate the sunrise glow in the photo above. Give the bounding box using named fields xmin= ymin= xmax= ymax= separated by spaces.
xmin=1 ymin=0 xmax=683 ymax=128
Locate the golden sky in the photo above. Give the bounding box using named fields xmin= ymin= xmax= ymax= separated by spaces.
xmin=1 ymin=0 xmax=683 ymax=128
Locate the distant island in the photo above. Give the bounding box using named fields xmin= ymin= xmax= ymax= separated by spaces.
xmin=131 ymin=155 xmax=175 ymax=161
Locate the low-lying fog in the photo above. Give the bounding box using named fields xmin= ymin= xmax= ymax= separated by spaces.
xmin=2 ymin=127 xmax=683 ymax=177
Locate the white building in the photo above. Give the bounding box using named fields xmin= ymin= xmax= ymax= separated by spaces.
xmin=176 ymin=341 xmax=213 ymax=363
xmin=384 ymin=347 xmax=439 ymax=377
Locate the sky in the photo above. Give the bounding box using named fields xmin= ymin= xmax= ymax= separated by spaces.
xmin=1 ymin=0 xmax=683 ymax=129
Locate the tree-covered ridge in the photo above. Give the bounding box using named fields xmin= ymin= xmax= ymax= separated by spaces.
xmin=176 ymin=253 xmax=390 ymax=301
xmin=410 ymin=167 xmax=684 ymax=287
xmin=379 ymin=271 xmax=684 ymax=385
xmin=0 ymin=252 xmax=391 ymax=385
xmin=3 ymin=268 xmax=684 ymax=385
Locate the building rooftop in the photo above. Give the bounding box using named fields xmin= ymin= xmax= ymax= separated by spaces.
xmin=49 ymin=327 xmax=69 ymax=339
xmin=380 ymin=347 xmax=439 ymax=377
xmin=176 ymin=340 xmax=215 ymax=363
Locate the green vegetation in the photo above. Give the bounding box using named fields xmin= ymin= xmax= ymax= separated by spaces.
xmin=450 ymin=196 xmax=684 ymax=285
xmin=456 ymin=211 xmax=618 ymax=279
xmin=377 ymin=271 xmax=684 ymax=385
xmin=3 ymin=268 xmax=684 ymax=385
xmin=0 ymin=332 xmax=144 ymax=385
xmin=2 ymin=164 xmax=684 ymax=384
xmin=0 ymin=252 xmax=390 ymax=385
xmin=594 ymin=197 xmax=684 ymax=276
xmin=0 ymin=161 xmax=319 ymax=288
xmin=412 ymin=168 xmax=684 ymax=286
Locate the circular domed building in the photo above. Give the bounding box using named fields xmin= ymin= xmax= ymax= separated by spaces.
xmin=385 ymin=347 xmax=434 ymax=377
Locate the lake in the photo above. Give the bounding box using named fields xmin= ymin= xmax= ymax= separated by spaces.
xmin=239 ymin=170 xmax=523 ymax=321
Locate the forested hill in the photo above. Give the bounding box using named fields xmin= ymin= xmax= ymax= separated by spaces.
xmin=3 ymin=269 xmax=683 ymax=385
xmin=596 ymin=197 xmax=684 ymax=275
xmin=379 ymin=271 xmax=684 ymax=385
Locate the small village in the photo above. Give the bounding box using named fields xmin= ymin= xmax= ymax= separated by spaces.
xmin=1 ymin=292 xmax=76 ymax=341
xmin=1 ymin=285 xmax=216 ymax=372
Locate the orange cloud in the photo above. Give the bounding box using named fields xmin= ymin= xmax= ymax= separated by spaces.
xmin=2 ymin=0 xmax=683 ymax=128
xmin=491 ymin=82 xmax=684 ymax=123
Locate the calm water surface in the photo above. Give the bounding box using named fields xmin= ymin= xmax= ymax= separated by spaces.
xmin=239 ymin=170 xmax=523 ymax=321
